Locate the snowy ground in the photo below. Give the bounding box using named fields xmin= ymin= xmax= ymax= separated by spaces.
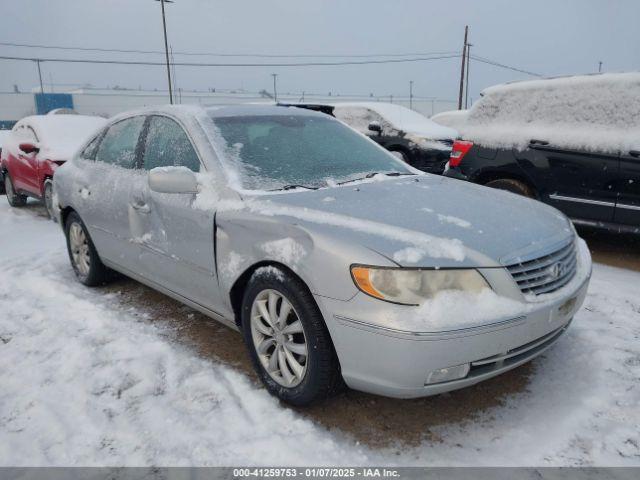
xmin=0 ymin=200 xmax=638 ymax=466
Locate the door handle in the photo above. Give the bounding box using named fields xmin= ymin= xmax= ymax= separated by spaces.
xmin=131 ymin=200 xmax=150 ymax=214
xmin=629 ymin=150 xmax=640 ymax=158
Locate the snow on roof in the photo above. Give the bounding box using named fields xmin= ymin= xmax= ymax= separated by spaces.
xmin=330 ymin=102 xmax=458 ymax=140
xmin=431 ymin=110 xmax=469 ymax=130
xmin=460 ymin=72 xmax=640 ymax=153
xmin=23 ymin=115 xmax=107 ymax=159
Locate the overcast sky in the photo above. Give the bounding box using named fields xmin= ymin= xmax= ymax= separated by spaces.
xmin=2 ymin=0 xmax=639 ymax=106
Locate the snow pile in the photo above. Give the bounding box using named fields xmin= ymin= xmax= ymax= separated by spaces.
xmin=0 ymin=206 xmax=369 ymax=466
xmin=332 ymin=102 xmax=458 ymax=140
xmin=460 ymin=73 xmax=640 ymax=153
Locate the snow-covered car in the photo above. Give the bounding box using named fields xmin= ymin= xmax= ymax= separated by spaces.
xmin=431 ymin=109 xmax=469 ymax=130
xmin=445 ymin=73 xmax=640 ymax=233
xmin=331 ymin=102 xmax=458 ymax=174
xmin=53 ymin=104 xmax=591 ymax=406
xmin=0 ymin=114 xmax=106 ymax=218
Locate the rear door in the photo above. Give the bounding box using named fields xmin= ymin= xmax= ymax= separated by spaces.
xmin=522 ymin=142 xmax=619 ymax=222
xmin=133 ymin=115 xmax=223 ymax=311
xmin=74 ymin=116 xmax=147 ymax=269
xmin=614 ymin=150 xmax=640 ymax=227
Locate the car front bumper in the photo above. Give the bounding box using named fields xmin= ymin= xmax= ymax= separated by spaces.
xmin=314 ymin=265 xmax=590 ymax=399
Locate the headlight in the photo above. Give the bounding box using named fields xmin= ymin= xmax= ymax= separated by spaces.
xmin=351 ymin=266 xmax=490 ymax=305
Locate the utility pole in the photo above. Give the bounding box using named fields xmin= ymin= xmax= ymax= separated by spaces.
xmin=598 ymin=61 xmax=603 ymax=73
xmin=271 ymin=73 xmax=278 ymax=102
xmin=458 ymin=25 xmax=468 ymax=110
xmin=35 ymin=59 xmax=44 ymax=94
xmin=465 ymin=43 xmax=472 ymax=109
xmin=155 ymin=0 xmax=174 ymax=104
xmin=409 ymin=80 xmax=414 ymax=110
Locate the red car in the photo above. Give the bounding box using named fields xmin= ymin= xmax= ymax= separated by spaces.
xmin=1 ymin=114 xmax=105 ymax=218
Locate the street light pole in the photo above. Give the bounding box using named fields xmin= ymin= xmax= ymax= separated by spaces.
xmin=409 ymin=80 xmax=414 ymax=110
xmin=155 ymin=0 xmax=174 ymax=104
xmin=271 ymin=73 xmax=278 ymax=102
xmin=35 ymin=59 xmax=44 ymax=94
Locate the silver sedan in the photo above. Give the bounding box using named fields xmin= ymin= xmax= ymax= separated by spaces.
xmin=53 ymin=105 xmax=592 ymax=405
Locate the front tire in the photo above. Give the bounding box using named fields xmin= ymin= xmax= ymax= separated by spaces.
xmin=241 ymin=266 xmax=342 ymax=406
xmin=64 ymin=211 xmax=111 ymax=286
xmin=485 ymin=178 xmax=535 ymax=198
xmin=4 ymin=173 xmax=27 ymax=207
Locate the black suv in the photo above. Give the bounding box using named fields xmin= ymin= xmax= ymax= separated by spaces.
xmin=444 ymin=74 xmax=640 ymax=233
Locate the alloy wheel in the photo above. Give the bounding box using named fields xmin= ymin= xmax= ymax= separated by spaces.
xmin=250 ymin=289 xmax=308 ymax=387
xmin=69 ymin=222 xmax=91 ymax=277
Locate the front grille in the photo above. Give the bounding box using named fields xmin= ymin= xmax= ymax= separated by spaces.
xmin=506 ymin=240 xmax=577 ymax=296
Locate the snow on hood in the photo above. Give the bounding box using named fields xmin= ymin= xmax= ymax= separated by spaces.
xmin=28 ymin=115 xmax=106 ymax=160
xmin=331 ymin=102 xmax=458 ymax=140
xmin=238 ymin=175 xmax=573 ymax=268
xmin=460 ymin=72 xmax=640 ymax=153
xmin=431 ymin=109 xmax=469 ymax=130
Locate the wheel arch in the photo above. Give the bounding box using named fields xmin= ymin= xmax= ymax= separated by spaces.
xmin=229 ymin=260 xmax=312 ymax=329
xmin=60 ymin=205 xmax=77 ymax=228
xmin=473 ymin=169 xmax=539 ymax=199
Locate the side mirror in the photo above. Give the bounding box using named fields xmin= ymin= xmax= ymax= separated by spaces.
xmin=368 ymin=121 xmax=382 ymax=134
xmin=148 ymin=166 xmax=198 ymax=194
xmin=19 ymin=142 xmax=39 ymax=154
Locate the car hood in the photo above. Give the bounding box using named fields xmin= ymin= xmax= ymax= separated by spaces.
xmin=249 ymin=175 xmax=574 ymax=268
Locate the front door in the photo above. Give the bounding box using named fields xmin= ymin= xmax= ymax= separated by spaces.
xmin=523 ymin=143 xmax=619 ymax=222
xmin=614 ymin=150 xmax=640 ymax=228
xmin=13 ymin=126 xmax=40 ymax=194
xmin=132 ymin=115 xmax=224 ymax=312
xmin=74 ymin=116 xmax=147 ymax=269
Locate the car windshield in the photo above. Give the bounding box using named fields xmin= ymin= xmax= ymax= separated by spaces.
xmin=210 ymin=114 xmax=412 ymax=191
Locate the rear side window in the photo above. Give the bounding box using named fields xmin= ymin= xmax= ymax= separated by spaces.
xmin=80 ymin=133 xmax=104 ymax=161
xmin=95 ymin=116 xmax=145 ymax=168
xmin=15 ymin=125 xmax=38 ymax=143
xmin=142 ymin=116 xmax=201 ymax=172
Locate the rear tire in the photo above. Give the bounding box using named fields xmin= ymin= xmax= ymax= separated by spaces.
xmin=4 ymin=173 xmax=27 ymax=207
xmin=485 ymin=178 xmax=535 ymax=198
xmin=43 ymin=179 xmax=55 ymax=220
xmin=241 ymin=266 xmax=342 ymax=406
xmin=64 ymin=211 xmax=111 ymax=286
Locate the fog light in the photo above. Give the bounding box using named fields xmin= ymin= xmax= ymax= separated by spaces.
xmin=425 ymin=363 xmax=470 ymax=385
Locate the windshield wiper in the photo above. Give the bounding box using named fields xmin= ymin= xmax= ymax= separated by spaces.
xmin=337 ymin=172 xmax=416 ymax=185
xmin=271 ymin=184 xmax=319 ymax=191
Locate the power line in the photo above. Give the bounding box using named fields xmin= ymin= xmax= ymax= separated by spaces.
xmin=0 ymin=41 xmax=459 ymax=59
xmin=0 ymin=53 xmax=462 ymax=68
xmin=470 ymin=54 xmax=543 ymax=77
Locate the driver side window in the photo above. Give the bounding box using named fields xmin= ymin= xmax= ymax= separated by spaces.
xmin=142 ymin=116 xmax=202 ymax=172
xmin=95 ymin=116 xmax=146 ymax=168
